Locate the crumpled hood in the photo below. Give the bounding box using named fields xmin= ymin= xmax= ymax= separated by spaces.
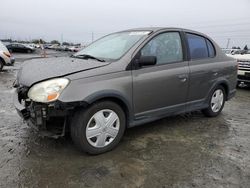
xmin=17 ymin=57 xmax=110 ymax=87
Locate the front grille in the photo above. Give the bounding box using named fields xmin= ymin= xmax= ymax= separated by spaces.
xmin=238 ymin=61 xmax=250 ymax=71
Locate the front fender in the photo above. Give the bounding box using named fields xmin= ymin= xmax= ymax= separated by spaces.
xmin=58 ymin=71 xmax=133 ymax=119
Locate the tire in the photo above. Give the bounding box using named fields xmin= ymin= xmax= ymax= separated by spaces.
xmin=0 ymin=59 xmax=4 ymax=71
xmin=70 ymin=101 xmax=126 ymax=154
xmin=202 ymin=86 xmax=226 ymax=117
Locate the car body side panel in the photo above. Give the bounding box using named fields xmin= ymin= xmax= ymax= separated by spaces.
xmin=132 ymin=62 xmax=189 ymax=117
xmin=183 ymin=30 xmax=237 ymax=110
xmin=187 ymin=59 xmax=222 ymax=102
xmin=186 ymin=59 xmax=237 ymax=111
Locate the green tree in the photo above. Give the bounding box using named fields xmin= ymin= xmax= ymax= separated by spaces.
xmin=32 ymin=39 xmax=45 ymax=44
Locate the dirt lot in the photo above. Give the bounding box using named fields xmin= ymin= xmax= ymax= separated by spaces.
xmin=0 ymin=51 xmax=250 ymax=188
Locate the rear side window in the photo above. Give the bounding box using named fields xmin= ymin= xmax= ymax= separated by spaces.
xmin=206 ymin=39 xmax=215 ymax=57
xmin=187 ymin=33 xmax=216 ymax=60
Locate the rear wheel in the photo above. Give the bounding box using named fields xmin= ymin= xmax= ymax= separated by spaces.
xmin=70 ymin=101 xmax=126 ymax=154
xmin=202 ymin=86 xmax=226 ymax=117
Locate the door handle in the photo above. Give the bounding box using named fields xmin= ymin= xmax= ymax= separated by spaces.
xmin=178 ymin=74 xmax=188 ymax=82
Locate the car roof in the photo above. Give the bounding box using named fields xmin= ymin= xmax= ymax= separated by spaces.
xmin=117 ymin=27 xmax=210 ymax=39
xmin=121 ymin=27 xmax=202 ymax=33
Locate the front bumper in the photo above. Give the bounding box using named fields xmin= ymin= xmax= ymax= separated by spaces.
xmin=13 ymin=90 xmax=30 ymax=119
xmin=10 ymin=57 xmax=15 ymax=65
xmin=2 ymin=55 xmax=15 ymax=66
xmin=13 ymin=89 xmax=77 ymax=137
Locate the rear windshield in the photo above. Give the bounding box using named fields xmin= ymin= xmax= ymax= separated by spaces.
xmin=0 ymin=41 xmax=8 ymax=52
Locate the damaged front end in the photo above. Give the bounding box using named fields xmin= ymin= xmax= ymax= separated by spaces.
xmin=13 ymin=85 xmax=85 ymax=138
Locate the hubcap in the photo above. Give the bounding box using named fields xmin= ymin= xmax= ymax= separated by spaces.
xmin=211 ymin=89 xmax=224 ymax=113
xmin=86 ymin=109 xmax=120 ymax=148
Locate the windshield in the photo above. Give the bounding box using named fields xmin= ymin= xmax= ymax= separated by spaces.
xmin=0 ymin=41 xmax=9 ymax=52
xmin=75 ymin=31 xmax=150 ymax=61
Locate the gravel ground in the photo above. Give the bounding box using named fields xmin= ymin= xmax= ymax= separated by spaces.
xmin=0 ymin=52 xmax=250 ymax=188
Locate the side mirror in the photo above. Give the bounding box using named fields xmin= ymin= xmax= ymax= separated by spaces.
xmin=138 ymin=56 xmax=157 ymax=66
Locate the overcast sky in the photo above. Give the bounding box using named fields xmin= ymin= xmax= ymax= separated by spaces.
xmin=1 ymin=0 xmax=250 ymax=48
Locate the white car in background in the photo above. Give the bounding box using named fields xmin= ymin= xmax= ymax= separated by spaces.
xmin=68 ymin=46 xmax=81 ymax=52
xmin=227 ymin=52 xmax=250 ymax=87
xmin=0 ymin=41 xmax=15 ymax=71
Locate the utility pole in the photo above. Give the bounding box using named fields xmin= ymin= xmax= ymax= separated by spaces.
xmin=226 ymin=38 xmax=231 ymax=49
xmin=91 ymin=32 xmax=94 ymax=42
xmin=61 ymin=33 xmax=63 ymax=45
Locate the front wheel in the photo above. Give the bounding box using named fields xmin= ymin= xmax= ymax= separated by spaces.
xmin=70 ymin=101 xmax=126 ymax=154
xmin=202 ymin=86 xmax=226 ymax=117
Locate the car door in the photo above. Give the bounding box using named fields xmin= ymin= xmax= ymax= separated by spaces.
xmin=185 ymin=33 xmax=219 ymax=111
xmin=12 ymin=44 xmax=18 ymax=52
xmin=13 ymin=44 xmax=20 ymax=52
xmin=132 ymin=31 xmax=189 ymax=119
xmin=17 ymin=44 xmax=25 ymax=52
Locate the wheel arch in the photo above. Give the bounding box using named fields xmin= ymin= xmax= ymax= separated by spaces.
xmin=219 ymin=82 xmax=229 ymax=100
xmin=83 ymin=90 xmax=133 ymax=127
xmin=207 ymin=79 xmax=230 ymax=102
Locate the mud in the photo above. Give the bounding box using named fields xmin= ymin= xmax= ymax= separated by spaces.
xmin=0 ymin=53 xmax=250 ymax=188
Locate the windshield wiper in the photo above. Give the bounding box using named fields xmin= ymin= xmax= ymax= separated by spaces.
xmin=72 ymin=54 xmax=105 ymax=62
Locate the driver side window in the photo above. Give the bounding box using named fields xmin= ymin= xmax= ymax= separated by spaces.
xmin=141 ymin=32 xmax=183 ymax=65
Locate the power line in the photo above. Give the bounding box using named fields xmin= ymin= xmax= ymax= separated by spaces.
xmin=187 ymin=22 xmax=250 ymax=29
xmin=181 ymin=17 xmax=250 ymax=27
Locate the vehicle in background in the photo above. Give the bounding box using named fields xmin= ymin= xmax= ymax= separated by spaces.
xmin=222 ymin=48 xmax=243 ymax=55
xmin=0 ymin=41 xmax=15 ymax=71
xmin=6 ymin=43 xmax=35 ymax=53
xmin=68 ymin=46 xmax=81 ymax=52
xmin=55 ymin=45 xmax=73 ymax=51
xmin=232 ymin=50 xmax=246 ymax=55
xmin=222 ymin=49 xmax=232 ymax=54
xmin=14 ymin=28 xmax=237 ymax=154
xmin=48 ymin=44 xmax=60 ymax=50
xmin=29 ymin=43 xmax=40 ymax=48
xmin=46 ymin=44 xmax=81 ymax=52
xmin=44 ymin=44 xmax=52 ymax=49
xmin=55 ymin=45 xmax=66 ymax=51
xmin=25 ymin=44 xmax=36 ymax=50
xmin=227 ymin=51 xmax=250 ymax=87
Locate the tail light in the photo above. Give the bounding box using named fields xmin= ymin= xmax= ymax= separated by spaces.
xmin=3 ymin=51 xmax=11 ymax=58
